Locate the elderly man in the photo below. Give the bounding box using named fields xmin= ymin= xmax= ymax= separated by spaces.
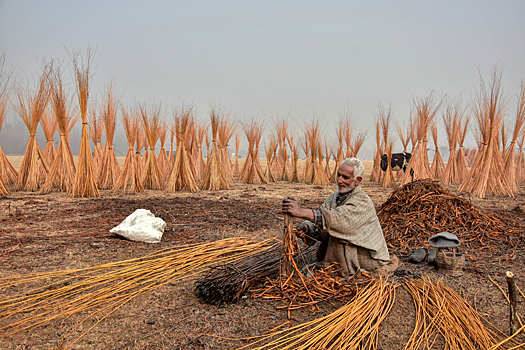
xmin=282 ymin=157 xmax=397 ymax=277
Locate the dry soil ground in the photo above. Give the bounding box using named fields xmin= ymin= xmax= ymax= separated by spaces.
xmin=1 ymin=158 xmax=524 ymax=349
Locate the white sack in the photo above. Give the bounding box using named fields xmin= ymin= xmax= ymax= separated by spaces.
xmin=110 ymin=209 xmax=166 ymax=243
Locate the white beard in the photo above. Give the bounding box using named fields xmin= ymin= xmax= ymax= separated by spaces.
xmin=337 ymin=184 xmax=353 ymax=194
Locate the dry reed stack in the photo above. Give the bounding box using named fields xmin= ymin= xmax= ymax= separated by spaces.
xmin=288 ymin=133 xmax=301 ymax=182
xmin=201 ymin=109 xmax=230 ymax=190
xmin=455 ymin=114 xmax=471 ymax=183
xmin=430 ymin=123 xmax=445 ymax=179
xmin=40 ymin=107 xmax=57 ymax=170
xmin=134 ymin=124 xmax=145 ymax=181
xmin=312 ymin=139 xmax=330 ymax=186
xmin=167 ymin=119 xmax=175 ymax=168
xmin=401 ymin=94 xmax=441 ymax=185
xmin=350 ymin=131 xmax=365 ymax=159
xmin=240 ymin=119 xmax=267 ymax=184
xmin=112 ymin=107 xmax=143 ymax=193
xmin=156 ymin=119 xmax=170 ymax=180
xmin=264 ymin=136 xmax=278 ymax=182
xmin=276 ymin=119 xmax=290 ymax=181
xmin=370 ymin=118 xmax=382 ymax=182
xmin=217 ymin=115 xmax=236 ymax=185
xmin=0 ymin=54 xmax=16 ymax=194
xmin=379 ymin=104 xmax=396 ymax=188
xmin=396 ymin=121 xmax=410 ymax=153
xmin=139 ymin=102 xmax=164 ymax=190
xmin=440 ymin=98 xmax=462 ymax=184
xmin=193 ymin=120 xmax=209 ymax=182
xmin=331 ymin=118 xmax=346 ymax=182
xmin=165 ymin=108 xmax=199 ymax=192
xmin=458 ymin=67 xmax=513 ymax=197
xmin=12 ymin=62 xmax=51 ymax=191
xmin=97 ymin=84 xmax=121 ymax=189
xmin=233 ymin=132 xmax=241 ymax=178
xmin=302 ymin=118 xmax=327 ymax=185
xmin=342 ymin=114 xmax=353 ymax=158
xmin=70 ymin=48 xmax=100 ymax=198
xmin=503 ymin=82 xmax=525 ymax=192
xmin=88 ymin=104 xmax=104 ymax=175
xmin=40 ymin=67 xmax=78 ymax=194
xmin=324 ymin=142 xmax=333 ymax=181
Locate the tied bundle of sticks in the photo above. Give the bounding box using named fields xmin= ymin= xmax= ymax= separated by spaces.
xmin=252 ymin=211 xmax=372 ymax=314
xmin=0 ymin=237 xmax=275 ymax=350
xmin=377 ymin=179 xmax=522 ymax=259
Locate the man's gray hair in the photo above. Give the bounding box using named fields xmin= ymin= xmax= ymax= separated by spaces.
xmin=341 ymin=157 xmax=365 ymax=178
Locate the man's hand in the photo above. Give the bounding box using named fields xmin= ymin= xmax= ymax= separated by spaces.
xmin=282 ymin=198 xmax=315 ymax=221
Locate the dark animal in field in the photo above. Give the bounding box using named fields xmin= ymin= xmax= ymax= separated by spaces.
xmin=380 ymin=152 xmax=412 ymax=172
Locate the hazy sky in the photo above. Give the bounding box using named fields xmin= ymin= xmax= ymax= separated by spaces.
xmin=1 ymin=0 xmax=524 ymax=158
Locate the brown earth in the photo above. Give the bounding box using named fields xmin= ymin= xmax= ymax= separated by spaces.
xmin=1 ymin=159 xmax=525 ymax=349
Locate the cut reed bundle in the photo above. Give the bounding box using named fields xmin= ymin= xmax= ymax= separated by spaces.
xmin=12 ymin=62 xmax=51 ymax=191
xmin=134 ymin=125 xmax=145 ymax=181
xmin=167 ymin=119 xmax=175 ymax=168
xmin=40 ymin=66 xmax=78 ymax=194
xmin=97 ymin=83 xmax=121 ymax=189
xmin=396 ymin=121 xmax=410 ymax=153
xmin=156 ymin=118 xmax=170 ymax=179
xmin=201 ymin=109 xmax=230 ymax=190
xmin=288 ymin=133 xmax=301 ymax=183
xmin=264 ymin=136 xmax=278 ymax=182
xmin=112 ymin=107 xmax=143 ymax=193
xmin=139 ymin=102 xmax=164 ymax=190
xmin=0 ymin=237 xmax=276 ymax=350
xmin=370 ymin=118 xmax=382 ymax=182
xmin=456 ymin=114 xmax=471 ymax=183
xmin=239 ymin=278 xmax=395 ymax=350
xmin=503 ymin=82 xmax=525 ymax=192
xmin=403 ymin=277 xmax=501 ymax=350
xmin=350 ymin=131 xmax=366 ymax=159
xmin=324 ymin=142 xmax=333 ymax=181
xmin=0 ymin=54 xmax=16 ymax=193
xmin=379 ymin=104 xmax=396 ymax=188
xmin=402 ymin=93 xmax=442 ymax=185
xmin=70 ymin=48 xmax=100 ymax=198
xmin=440 ymin=98 xmax=462 ymax=184
xmin=40 ymin=107 xmax=57 ymax=170
xmin=458 ymin=67 xmax=513 ymax=197
xmin=275 ymin=118 xmax=290 ymax=181
xmin=240 ymin=119 xmax=267 ymax=184
xmin=342 ymin=114 xmax=353 ymax=158
xmin=193 ymin=120 xmax=209 ymax=182
xmin=302 ymin=119 xmax=325 ymax=184
xmin=430 ymin=122 xmax=445 ymax=180
xmin=217 ymin=115 xmax=236 ymax=185
xmin=165 ymin=107 xmax=199 ymax=192
xmin=88 ymin=103 xmax=104 ymax=175
xmin=312 ymin=140 xmax=330 ymax=186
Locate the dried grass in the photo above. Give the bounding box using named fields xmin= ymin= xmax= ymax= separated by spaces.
xmin=430 ymin=122 xmax=445 ymax=179
xmin=201 ymin=109 xmax=230 ymax=190
xmin=379 ymin=104 xmax=396 ymax=188
xmin=0 ymin=53 xmax=16 ymax=193
xmin=370 ymin=118 xmax=382 ymax=182
xmin=139 ymin=102 xmax=164 ymax=190
xmin=503 ymin=81 xmax=525 ymax=192
xmin=240 ymin=119 xmax=267 ymax=184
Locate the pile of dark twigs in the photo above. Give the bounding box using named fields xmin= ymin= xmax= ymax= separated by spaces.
xmin=377 ymin=179 xmax=522 ymax=257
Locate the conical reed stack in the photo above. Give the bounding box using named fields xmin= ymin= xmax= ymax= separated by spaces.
xmin=264 ymin=136 xmax=277 ymax=182
xmin=458 ymin=66 xmax=513 ymax=197
xmin=324 ymin=142 xmax=333 ymax=181
xmin=240 ymin=119 xmax=267 ymax=184
xmin=156 ymin=119 xmax=169 ymax=180
xmin=0 ymin=54 xmax=13 ymax=194
xmin=503 ymin=82 xmax=525 ymax=192
xmin=112 ymin=107 xmax=143 ymax=194
xmin=12 ymin=61 xmax=51 ymax=191
xmin=40 ymin=107 xmax=57 ymax=171
xmin=275 ymin=118 xmax=290 ymax=181
xmin=70 ymin=47 xmax=100 ymax=198
xmin=370 ymin=118 xmax=382 ymax=182
xmin=402 ymin=93 xmax=441 ymax=185
xmin=139 ymin=102 xmax=164 ymax=190
xmin=303 ymin=118 xmax=322 ymax=184
xmin=379 ymin=104 xmax=395 ymax=188
xmin=430 ymin=122 xmax=445 ymax=180
xmin=288 ymin=133 xmax=301 ymax=183
xmin=342 ymin=113 xmax=353 ymax=158
xmin=456 ymin=114 xmax=471 ymax=182
xmin=97 ymin=83 xmax=121 ymax=190
xmin=134 ymin=124 xmax=145 ymax=181
xmin=166 ymin=107 xmax=199 ymax=192
xmin=193 ymin=120 xmax=208 ymax=182
xmin=40 ymin=65 xmax=77 ymax=194
xmin=201 ymin=109 xmax=229 ymax=190
xmin=440 ymin=98 xmax=462 ymax=184
xmin=88 ymin=103 xmax=104 ymax=175
xmin=313 ymin=140 xmax=330 ymax=186
xmin=217 ymin=115 xmax=235 ymax=185
xmin=233 ymin=132 xmax=240 ymax=179
xmin=350 ymin=131 xmax=366 ymax=159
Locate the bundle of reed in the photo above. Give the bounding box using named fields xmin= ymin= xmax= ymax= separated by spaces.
xmin=302 ymin=119 xmax=323 ymax=184
xmin=396 ymin=121 xmax=410 ymax=153
xmin=403 ymin=276 xmax=502 ymax=349
xmin=88 ymin=104 xmax=104 ymax=175
xmin=467 ymin=147 xmax=477 ymax=167
xmin=299 ymin=135 xmax=310 ymax=181
xmin=0 ymin=54 xmax=16 ymax=193
xmin=39 ymin=107 xmax=57 ymax=171
xmin=156 ymin=119 xmax=170 ymax=180
xmin=455 ymin=114 xmax=471 ymax=182
xmin=167 ymin=119 xmax=175 ymax=168
xmin=275 ymin=118 xmax=290 ymax=181
xmin=12 ymin=62 xmax=51 ymax=191
xmin=97 ymin=84 xmax=121 ymax=189
xmin=201 ymin=109 xmax=230 ymax=190
xmin=458 ymin=68 xmax=513 ymax=197
xmin=430 ymin=122 xmax=445 ymax=179
xmin=440 ymin=101 xmax=461 ymax=183
xmin=217 ymin=115 xmax=236 ymax=184
xmin=0 ymin=237 xmax=275 ymax=349
xmin=312 ymin=141 xmax=330 ymax=186
xmin=134 ymin=125 xmax=145 ymax=181
xmin=40 ymin=67 xmax=78 ymax=194
xmin=369 ymin=118 xmax=382 ymax=182
xmin=193 ymin=121 xmax=209 ymax=181
xmin=350 ymin=131 xmax=366 ymax=159
xmin=287 ymin=133 xmax=301 ymax=183
xmin=240 ymin=278 xmax=395 ymax=350
xmin=324 ymin=142 xmax=333 ymax=182
xmin=342 ymin=114 xmax=353 ymax=157
xmin=195 ymin=242 xmax=282 ymax=305
xmin=377 ymin=179 xmax=521 ymax=258
xmin=330 ymin=118 xmax=346 ymax=182
xmin=70 ymin=48 xmax=99 ymax=198
xmin=379 ymin=105 xmax=396 ymax=188
xmin=234 ymin=132 xmax=241 ymax=178
xmin=112 ymin=107 xmax=143 ymax=193
xmin=264 ymin=136 xmax=278 ymax=182
xmin=503 ymin=82 xmax=525 ymax=192
xmin=141 ymin=131 xmax=149 ymax=165
xmin=165 ymin=108 xmax=199 ymax=192
xmin=139 ymin=102 xmax=164 ymax=190
xmin=240 ymin=119 xmax=267 ymax=184
xmin=401 ymin=94 xmax=441 ymax=185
